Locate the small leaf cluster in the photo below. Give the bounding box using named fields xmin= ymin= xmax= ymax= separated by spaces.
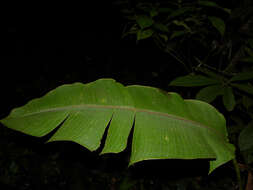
xmin=120 ymin=0 xmax=228 ymax=42
xmin=170 ymin=71 xmax=253 ymax=112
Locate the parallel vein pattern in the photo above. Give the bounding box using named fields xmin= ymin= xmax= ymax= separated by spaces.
xmin=0 ymin=78 xmax=235 ymax=173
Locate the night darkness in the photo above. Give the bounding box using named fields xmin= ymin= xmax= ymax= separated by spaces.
xmin=1 ymin=1 xmax=179 ymax=117
xmin=0 ymin=1 xmax=246 ymax=190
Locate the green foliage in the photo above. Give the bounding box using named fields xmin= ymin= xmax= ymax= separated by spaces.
xmin=117 ymin=0 xmax=253 ymax=187
xmin=170 ymin=71 xmax=253 ymax=112
xmin=119 ymin=0 xmax=233 ymax=73
xmin=169 ymin=75 xmax=220 ymax=87
xmin=137 ymin=29 xmax=154 ymax=40
xmin=208 ymin=16 xmax=226 ymax=36
xmin=239 ymin=121 xmax=253 ymax=165
xmin=0 ymin=79 xmax=235 ymax=174
xmin=222 ymin=87 xmax=236 ymax=112
xmin=119 ymin=0 xmax=253 ymax=74
xmin=239 ymin=121 xmax=253 ymax=152
xmin=196 ymin=85 xmax=223 ymax=103
xmin=1 ymin=0 xmax=253 ymax=188
xmin=136 ymin=15 xmax=154 ymax=29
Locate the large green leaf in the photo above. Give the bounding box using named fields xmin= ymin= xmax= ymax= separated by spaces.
xmin=0 ymin=79 xmax=234 ymax=174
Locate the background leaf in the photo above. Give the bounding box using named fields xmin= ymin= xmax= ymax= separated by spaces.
xmin=167 ymin=7 xmax=195 ymax=19
xmin=169 ymin=75 xmax=220 ymax=87
xmin=222 ymin=86 xmax=236 ymax=111
xmin=231 ymin=83 xmax=253 ymax=95
xmin=239 ymin=121 xmax=253 ymax=151
xmin=208 ymin=16 xmax=226 ymax=36
xmin=198 ymin=1 xmax=221 ymax=8
xmin=153 ymin=23 xmax=169 ymax=32
xmin=136 ymin=15 xmax=154 ymax=29
xmin=137 ymin=29 xmax=154 ymax=40
xmin=241 ymin=149 xmax=253 ymax=164
xmin=198 ymin=1 xmax=231 ymax=14
xmin=240 ymin=57 xmax=253 ymax=63
xmin=230 ymin=71 xmax=253 ymax=82
xmin=170 ymin=31 xmax=186 ymax=39
xmin=196 ymin=85 xmax=224 ymax=103
xmin=242 ymin=95 xmax=253 ymax=109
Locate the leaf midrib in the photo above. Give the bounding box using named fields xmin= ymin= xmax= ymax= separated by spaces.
xmin=14 ymin=104 xmax=219 ymax=133
xmin=6 ymin=104 xmax=235 ymax=152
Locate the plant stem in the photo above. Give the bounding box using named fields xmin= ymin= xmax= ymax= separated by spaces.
xmin=245 ymin=170 xmax=253 ymax=190
xmin=233 ymin=159 xmax=243 ymax=190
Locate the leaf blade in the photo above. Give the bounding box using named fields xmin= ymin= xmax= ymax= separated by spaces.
xmin=0 ymin=78 xmax=235 ymax=174
xmin=48 ymin=109 xmax=113 ymax=151
xmin=101 ymin=110 xmax=135 ymax=154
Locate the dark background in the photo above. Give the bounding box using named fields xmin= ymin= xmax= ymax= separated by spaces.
xmin=1 ymin=1 xmax=180 ymax=118
xmin=0 ymin=1 xmax=239 ymax=190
